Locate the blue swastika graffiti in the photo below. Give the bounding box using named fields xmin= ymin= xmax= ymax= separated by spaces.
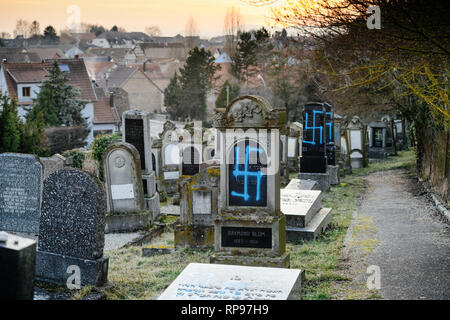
xmin=230 ymin=145 xmax=265 ymax=202
xmin=303 ymin=110 xmax=323 ymax=145
xmin=303 ymin=110 xmax=333 ymax=145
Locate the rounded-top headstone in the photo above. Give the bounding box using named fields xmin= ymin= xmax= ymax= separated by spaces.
xmin=0 ymin=153 xmax=42 ymax=234
xmin=38 ymin=168 xmax=106 ymax=260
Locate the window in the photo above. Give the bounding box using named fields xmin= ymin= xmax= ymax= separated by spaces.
xmin=22 ymin=87 xmax=31 ymax=97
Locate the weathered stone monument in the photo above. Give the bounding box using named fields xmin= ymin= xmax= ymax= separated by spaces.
xmin=381 ymin=114 xmax=397 ymax=155
xmin=0 ymin=153 xmax=42 ymax=234
xmin=280 ymin=132 xmax=289 ymax=185
xmin=151 ymin=135 xmax=166 ymax=201
xmin=288 ymin=122 xmax=302 ymax=173
xmin=368 ymin=119 xmax=388 ymax=159
xmin=203 ymin=128 xmax=217 ymax=162
xmin=103 ymin=142 xmax=150 ymax=233
xmin=299 ymin=102 xmax=330 ymax=191
xmin=0 ymin=231 xmax=37 ymax=300
xmin=345 ymin=116 xmax=368 ymax=169
xmin=40 ymin=154 xmax=66 ymax=180
xmin=285 ymin=178 xmax=320 ymax=191
xmin=324 ymin=103 xmax=339 ymax=185
xmin=281 ymin=188 xmax=332 ymax=241
xmin=122 ymin=109 xmax=160 ymax=219
xmin=175 ymin=165 xmax=220 ymax=248
xmin=158 ymin=263 xmax=304 ymax=300
xmin=180 ymin=122 xmax=202 ymax=178
xmin=161 ymin=120 xmax=181 ymax=195
xmin=36 ymin=168 xmax=109 ymax=286
xmin=210 ymin=95 xmax=289 ymax=268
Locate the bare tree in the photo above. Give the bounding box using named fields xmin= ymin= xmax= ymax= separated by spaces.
xmin=13 ymin=19 xmax=30 ymax=38
xmin=223 ymin=6 xmax=243 ymax=57
xmin=145 ymin=25 xmax=162 ymax=37
xmin=185 ymin=15 xmax=199 ymax=50
xmin=29 ymin=21 xmax=40 ymax=37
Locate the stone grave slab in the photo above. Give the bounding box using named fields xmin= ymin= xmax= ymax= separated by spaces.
xmin=280 ymin=189 xmax=322 ymax=228
xmin=0 ymin=153 xmax=42 ymax=234
xmin=158 ymin=263 xmax=304 ymax=300
xmin=285 ymin=179 xmax=319 ymax=191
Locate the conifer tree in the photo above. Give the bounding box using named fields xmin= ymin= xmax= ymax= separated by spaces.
xmin=0 ymin=94 xmax=21 ymax=153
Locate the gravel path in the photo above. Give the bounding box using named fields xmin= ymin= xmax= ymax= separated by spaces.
xmin=342 ymin=169 xmax=450 ymax=299
xmin=104 ymin=232 xmax=142 ymax=252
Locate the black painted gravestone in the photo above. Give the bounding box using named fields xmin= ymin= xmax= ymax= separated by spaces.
xmin=0 ymin=153 xmax=42 ymax=234
xmin=181 ymin=146 xmax=200 ymax=176
xmin=300 ymin=103 xmax=328 ymax=173
xmin=36 ymin=168 xmax=109 ymax=286
xmin=124 ymin=118 xmax=146 ymax=170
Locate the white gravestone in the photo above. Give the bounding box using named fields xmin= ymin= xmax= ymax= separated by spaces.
xmin=158 ymin=263 xmax=303 ymax=300
xmin=281 ymin=189 xmax=323 ymax=228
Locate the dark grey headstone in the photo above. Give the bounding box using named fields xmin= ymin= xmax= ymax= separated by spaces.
xmin=36 ymin=168 xmax=108 ymax=286
xmin=0 ymin=153 xmax=42 ymax=234
xmin=0 ymin=231 xmax=37 ymax=300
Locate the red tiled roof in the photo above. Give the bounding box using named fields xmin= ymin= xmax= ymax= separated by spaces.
xmin=2 ymin=59 xmax=97 ymax=102
xmin=94 ymin=97 xmax=119 ymax=124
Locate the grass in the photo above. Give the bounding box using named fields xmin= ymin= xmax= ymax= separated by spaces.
xmin=86 ymin=149 xmax=416 ymax=300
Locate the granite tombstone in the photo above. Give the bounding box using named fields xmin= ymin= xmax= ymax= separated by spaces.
xmin=36 ymin=168 xmax=109 ymax=286
xmin=0 ymin=153 xmax=42 ymax=234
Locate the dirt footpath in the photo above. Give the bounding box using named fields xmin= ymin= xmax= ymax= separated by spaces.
xmin=337 ymin=169 xmax=450 ymax=300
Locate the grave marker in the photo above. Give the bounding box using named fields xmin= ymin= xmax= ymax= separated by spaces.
xmin=35 ymin=168 xmax=109 ymax=286
xmin=0 ymin=153 xmax=42 ymax=234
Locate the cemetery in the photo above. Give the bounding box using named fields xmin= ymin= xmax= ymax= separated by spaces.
xmin=0 ymin=0 xmax=449 ymax=303
xmin=2 ymin=91 xmax=445 ymax=301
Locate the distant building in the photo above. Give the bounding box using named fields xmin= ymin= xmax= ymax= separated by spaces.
xmin=90 ymin=32 xmax=152 ymax=48
xmin=96 ymin=65 xmax=164 ymax=115
xmin=0 ymin=58 xmax=117 ymax=145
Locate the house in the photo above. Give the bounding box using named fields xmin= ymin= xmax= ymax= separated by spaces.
xmin=85 ymin=48 xmax=137 ymax=65
xmin=0 ymin=58 xmax=115 ymax=145
xmin=90 ymin=32 xmax=152 ymax=48
xmin=97 ymin=65 xmax=164 ymax=115
xmin=0 ymin=48 xmax=41 ymax=63
xmin=93 ymin=96 xmax=120 ymax=138
xmin=27 ymin=47 xmax=67 ymax=60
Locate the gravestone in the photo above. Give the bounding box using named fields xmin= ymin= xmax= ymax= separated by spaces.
xmin=35 ymin=168 xmax=109 ymax=286
xmin=40 ymin=154 xmax=66 ymax=180
xmin=158 ymin=263 xmax=304 ymax=300
xmin=175 ymin=165 xmax=220 ymax=248
xmin=345 ymin=116 xmax=368 ymax=168
xmin=180 ymin=121 xmax=203 ymax=177
xmin=287 ymin=122 xmax=302 ymax=173
xmin=299 ymin=103 xmax=330 ymax=191
xmin=280 ymin=133 xmax=289 ymax=185
xmin=334 ymin=113 xmax=346 ymax=177
xmin=160 ymin=121 xmax=181 ymax=195
xmin=285 ymin=178 xmax=319 ymax=191
xmin=281 ymin=188 xmax=332 ymax=241
xmin=0 ymin=231 xmax=37 ymax=300
xmin=151 ymin=136 xmax=166 ymax=201
xmin=381 ymin=115 xmax=397 ymax=156
xmin=0 ymin=153 xmax=42 ymax=234
xmin=368 ymin=120 xmax=388 ymax=159
xmin=324 ymin=103 xmax=339 ymax=185
xmin=123 ymin=110 xmax=160 ymax=219
xmin=211 ymin=95 xmax=290 ymax=268
xmin=103 ymin=142 xmax=149 ymax=233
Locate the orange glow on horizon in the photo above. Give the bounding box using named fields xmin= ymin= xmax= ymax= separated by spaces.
xmin=0 ymin=0 xmax=284 ymax=38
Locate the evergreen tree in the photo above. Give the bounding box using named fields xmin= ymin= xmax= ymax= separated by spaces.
xmin=164 ymin=74 xmax=183 ymax=120
xmin=164 ymin=47 xmax=220 ymax=121
xmin=0 ymin=94 xmax=21 ymax=153
xmin=28 ymin=60 xmax=88 ymax=130
xmin=20 ymin=111 xmax=45 ymax=155
xmin=215 ymin=80 xmax=240 ymax=109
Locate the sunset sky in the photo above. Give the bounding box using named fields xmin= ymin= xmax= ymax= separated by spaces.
xmin=0 ymin=0 xmax=284 ymax=38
